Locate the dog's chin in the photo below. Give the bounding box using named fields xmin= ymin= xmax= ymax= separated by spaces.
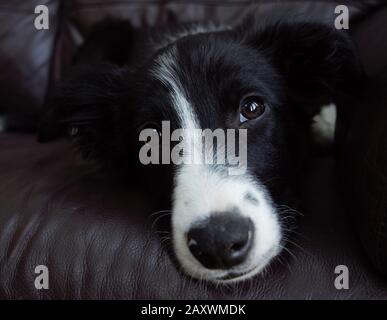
xmin=214 ymin=266 xmax=264 ymax=283
xmin=177 ymin=245 xmax=281 ymax=284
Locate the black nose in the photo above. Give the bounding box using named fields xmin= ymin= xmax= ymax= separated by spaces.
xmin=187 ymin=212 xmax=254 ymax=269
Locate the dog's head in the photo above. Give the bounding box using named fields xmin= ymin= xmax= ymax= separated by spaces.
xmin=38 ymin=20 xmax=362 ymax=282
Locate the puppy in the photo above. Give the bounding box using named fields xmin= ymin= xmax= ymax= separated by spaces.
xmin=38 ymin=17 xmax=362 ymax=283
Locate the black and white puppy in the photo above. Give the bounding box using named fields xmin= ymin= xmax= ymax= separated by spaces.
xmin=38 ymin=17 xmax=362 ymax=283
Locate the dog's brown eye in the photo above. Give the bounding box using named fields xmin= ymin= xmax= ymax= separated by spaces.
xmin=240 ymin=96 xmax=266 ymax=122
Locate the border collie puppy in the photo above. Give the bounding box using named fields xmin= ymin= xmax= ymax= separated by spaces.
xmin=38 ymin=17 xmax=362 ymax=283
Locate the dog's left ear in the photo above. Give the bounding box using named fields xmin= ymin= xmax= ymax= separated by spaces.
xmin=241 ymin=20 xmax=363 ymax=116
xmin=38 ymin=64 xmax=135 ymax=167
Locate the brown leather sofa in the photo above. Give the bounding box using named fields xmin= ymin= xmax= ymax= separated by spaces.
xmin=1 ymin=0 xmax=387 ymax=299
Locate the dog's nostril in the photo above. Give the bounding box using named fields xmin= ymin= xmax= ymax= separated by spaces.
xmin=228 ymin=230 xmax=252 ymax=253
xmin=230 ymin=240 xmax=246 ymax=253
xmin=186 ymin=212 xmax=254 ymax=270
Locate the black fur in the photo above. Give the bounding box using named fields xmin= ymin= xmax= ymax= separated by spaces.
xmin=38 ymin=17 xmax=363 ymax=244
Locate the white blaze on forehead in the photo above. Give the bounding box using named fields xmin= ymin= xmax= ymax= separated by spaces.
xmin=152 ymin=46 xmax=198 ymax=131
xmin=151 ymin=46 xmax=204 ymax=164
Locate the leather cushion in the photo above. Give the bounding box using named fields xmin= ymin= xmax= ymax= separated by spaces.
xmin=0 ymin=134 xmax=386 ymax=299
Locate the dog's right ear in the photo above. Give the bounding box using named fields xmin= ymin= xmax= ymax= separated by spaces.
xmin=38 ymin=64 xmax=133 ymax=164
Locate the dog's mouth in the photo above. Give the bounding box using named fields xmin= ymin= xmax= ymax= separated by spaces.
xmin=216 ymin=266 xmax=260 ymax=281
xmin=207 ymin=246 xmax=279 ymax=283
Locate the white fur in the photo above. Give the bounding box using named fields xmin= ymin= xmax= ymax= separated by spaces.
xmin=312 ymin=103 xmax=337 ymax=144
xmin=152 ymin=46 xmax=282 ymax=282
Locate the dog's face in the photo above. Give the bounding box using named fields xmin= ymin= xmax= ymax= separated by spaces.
xmin=38 ymin=20 xmax=361 ymax=282
xmin=150 ymin=36 xmax=285 ymax=282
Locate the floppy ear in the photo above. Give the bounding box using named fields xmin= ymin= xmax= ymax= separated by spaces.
xmin=38 ymin=64 xmax=134 ymax=167
xmin=241 ymin=20 xmax=363 ymax=116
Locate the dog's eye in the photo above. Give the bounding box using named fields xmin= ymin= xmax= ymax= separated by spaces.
xmin=240 ymin=96 xmax=266 ymax=123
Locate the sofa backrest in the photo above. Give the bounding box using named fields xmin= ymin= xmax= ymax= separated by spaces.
xmin=0 ymin=0 xmax=379 ymax=115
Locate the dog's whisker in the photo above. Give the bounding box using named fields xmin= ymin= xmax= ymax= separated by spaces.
xmin=148 ymin=210 xmax=172 ymax=219
xmin=276 ymin=254 xmax=293 ymax=275
xmin=150 ymin=212 xmax=172 ymax=230
xmin=278 ymin=243 xmax=298 ymax=262
xmin=280 ymin=235 xmax=313 ymax=259
xmin=155 ymin=230 xmax=171 ymax=235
